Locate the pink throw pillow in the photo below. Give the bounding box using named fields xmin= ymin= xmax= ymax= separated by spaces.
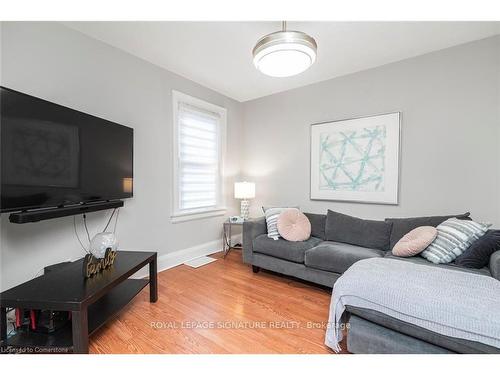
xmin=277 ymin=208 xmax=311 ymax=242
xmin=393 ymin=226 xmax=438 ymax=257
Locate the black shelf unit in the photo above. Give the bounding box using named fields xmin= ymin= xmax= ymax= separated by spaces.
xmin=8 ymin=200 xmax=124 ymax=224
xmin=0 ymin=251 xmax=157 ymax=354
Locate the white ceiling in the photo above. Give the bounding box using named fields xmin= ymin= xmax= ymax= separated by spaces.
xmin=63 ymin=22 xmax=500 ymax=102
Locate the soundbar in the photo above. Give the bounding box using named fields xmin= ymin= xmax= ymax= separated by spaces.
xmin=9 ymin=200 xmax=124 ymax=224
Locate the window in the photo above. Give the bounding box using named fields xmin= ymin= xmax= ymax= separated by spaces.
xmin=171 ymin=91 xmax=226 ymax=222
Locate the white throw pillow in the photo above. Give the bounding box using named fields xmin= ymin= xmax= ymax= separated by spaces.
xmin=263 ymin=206 xmax=298 ymax=240
xmin=420 ymin=218 xmax=491 ymax=264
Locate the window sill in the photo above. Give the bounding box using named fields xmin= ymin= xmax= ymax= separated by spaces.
xmin=171 ymin=208 xmax=227 ymax=223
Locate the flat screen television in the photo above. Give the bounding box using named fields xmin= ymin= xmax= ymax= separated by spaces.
xmin=1 ymin=86 xmax=133 ymax=213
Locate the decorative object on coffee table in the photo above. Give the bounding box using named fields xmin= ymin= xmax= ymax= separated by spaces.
xmin=234 ymin=181 xmax=255 ymax=220
xmin=82 ymin=248 xmax=118 ymax=278
xmin=89 ymin=232 xmax=118 ymax=258
xmin=310 ymin=112 xmax=401 ymax=204
xmin=81 ymin=231 xmax=120 ymax=278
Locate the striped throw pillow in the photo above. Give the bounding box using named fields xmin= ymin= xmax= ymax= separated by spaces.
xmin=263 ymin=207 xmax=295 ymax=240
xmin=420 ymin=218 xmax=491 ymax=264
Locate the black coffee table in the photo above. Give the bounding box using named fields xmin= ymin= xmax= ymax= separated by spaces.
xmin=0 ymin=250 xmax=157 ymax=354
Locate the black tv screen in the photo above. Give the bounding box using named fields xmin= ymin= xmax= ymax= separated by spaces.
xmin=1 ymin=87 xmax=133 ymax=212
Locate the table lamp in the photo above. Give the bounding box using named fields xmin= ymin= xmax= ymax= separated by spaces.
xmin=234 ymin=182 xmax=255 ymax=220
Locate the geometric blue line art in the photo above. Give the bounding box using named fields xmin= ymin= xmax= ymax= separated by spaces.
xmin=319 ymin=125 xmax=386 ymax=192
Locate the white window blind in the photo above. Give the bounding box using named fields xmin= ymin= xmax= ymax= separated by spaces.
xmin=172 ymin=91 xmax=226 ymax=222
xmin=178 ymin=103 xmax=220 ymax=210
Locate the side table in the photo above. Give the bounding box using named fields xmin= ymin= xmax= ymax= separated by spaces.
xmin=222 ymin=219 xmax=244 ymax=258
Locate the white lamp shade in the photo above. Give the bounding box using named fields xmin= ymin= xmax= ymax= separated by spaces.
xmin=234 ymin=182 xmax=255 ymax=199
xmin=254 ymin=43 xmax=316 ymax=77
xmin=252 ymin=30 xmax=317 ymax=78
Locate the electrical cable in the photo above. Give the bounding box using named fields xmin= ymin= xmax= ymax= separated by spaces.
xmin=83 ymin=214 xmax=91 ymax=243
xmin=31 ymin=267 xmax=45 ymax=280
xmin=72 ymin=208 xmax=120 ymax=256
xmin=113 ymin=207 xmax=120 ymax=234
xmin=103 ymin=208 xmax=116 ymax=232
xmin=74 ymin=216 xmax=89 ymax=254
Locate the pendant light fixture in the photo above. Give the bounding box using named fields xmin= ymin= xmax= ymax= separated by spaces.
xmin=252 ymin=21 xmax=317 ymax=78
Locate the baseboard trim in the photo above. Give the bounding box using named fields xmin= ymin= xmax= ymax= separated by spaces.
xmin=130 ymin=234 xmax=242 ymax=279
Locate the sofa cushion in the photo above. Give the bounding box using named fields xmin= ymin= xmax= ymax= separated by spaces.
xmin=420 ymin=218 xmax=491 ymax=264
xmin=392 ymin=226 xmax=437 ymax=257
xmin=252 ymin=234 xmax=322 ymax=263
xmin=384 ymin=252 xmax=491 ymax=277
xmin=347 ymin=314 xmax=453 ymax=354
xmin=325 ymin=210 xmax=392 ymax=251
xmin=490 ymin=250 xmax=500 ymax=281
xmin=455 ymin=230 xmax=500 ymax=269
xmin=304 ymin=212 xmax=326 ymax=240
xmin=305 ymin=241 xmax=385 ymax=274
xmin=385 ymin=212 xmax=471 ymax=250
xmin=263 ymin=207 xmax=288 ymax=240
xmin=347 ymin=306 xmax=500 ymax=354
xmin=277 ymin=208 xmax=311 ymax=241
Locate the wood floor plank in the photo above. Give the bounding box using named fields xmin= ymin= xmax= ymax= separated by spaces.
xmin=89 ymin=250 xmax=347 ymax=354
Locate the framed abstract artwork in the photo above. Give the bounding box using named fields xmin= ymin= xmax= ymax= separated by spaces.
xmin=310 ymin=112 xmax=400 ymax=204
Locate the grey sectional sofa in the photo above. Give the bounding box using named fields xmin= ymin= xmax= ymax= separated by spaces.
xmin=242 ymin=212 xmax=500 ymax=354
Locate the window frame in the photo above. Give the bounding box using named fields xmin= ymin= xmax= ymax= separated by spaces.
xmin=171 ymin=90 xmax=227 ymax=223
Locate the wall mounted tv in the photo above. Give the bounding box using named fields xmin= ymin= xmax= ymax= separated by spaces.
xmin=0 ymin=86 xmax=133 ymax=214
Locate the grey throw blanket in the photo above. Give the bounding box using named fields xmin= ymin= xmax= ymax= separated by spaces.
xmin=325 ymin=258 xmax=500 ymax=352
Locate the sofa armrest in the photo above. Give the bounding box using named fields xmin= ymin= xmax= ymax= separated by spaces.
xmin=489 ymin=250 xmax=500 ymax=281
xmin=242 ymin=217 xmax=267 ymax=264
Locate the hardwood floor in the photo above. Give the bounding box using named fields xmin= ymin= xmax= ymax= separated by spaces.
xmin=89 ymin=250 xmax=346 ymax=354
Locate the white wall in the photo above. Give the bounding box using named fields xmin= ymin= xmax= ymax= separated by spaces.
xmin=1 ymin=23 xmax=499 ymax=292
xmin=242 ymin=36 xmax=500 ymax=225
xmin=0 ymin=22 xmax=244 ymax=291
